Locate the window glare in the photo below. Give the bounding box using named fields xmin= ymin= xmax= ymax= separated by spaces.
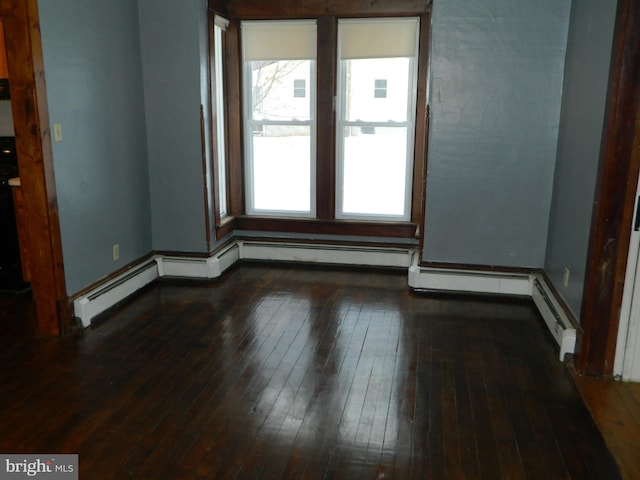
xmin=342 ymin=127 xmax=408 ymax=216
xmin=252 ymin=127 xmax=311 ymax=212
xmin=244 ymin=50 xmax=316 ymax=215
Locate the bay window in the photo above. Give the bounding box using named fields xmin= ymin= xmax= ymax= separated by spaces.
xmin=209 ymin=6 xmax=429 ymax=241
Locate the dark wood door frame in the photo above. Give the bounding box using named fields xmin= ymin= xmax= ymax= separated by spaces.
xmin=1 ymin=0 xmax=70 ymax=335
xmin=577 ymin=0 xmax=640 ymax=376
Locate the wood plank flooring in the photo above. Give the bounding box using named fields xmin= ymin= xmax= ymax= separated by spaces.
xmin=0 ymin=263 xmax=625 ymax=479
xmin=572 ymin=370 xmax=640 ymax=480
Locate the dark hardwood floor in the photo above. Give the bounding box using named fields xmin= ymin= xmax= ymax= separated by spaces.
xmin=0 ymin=263 xmax=626 ymax=479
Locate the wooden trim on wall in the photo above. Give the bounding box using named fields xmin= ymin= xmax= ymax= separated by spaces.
xmin=1 ymin=0 xmax=71 ymax=335
xmin=412 ymin=11 xmax=431 ymax=227
xmin=200 ymin=104 xmax=213 ymax=252
xmin=208 ymin=0 xmax=229 ymax=17
xmin=577 ymin=0 xmax=640 ymax=376
xmin=224 ymin=19 xmax=244 ymax=218
xmin=234 ymin=216 xmax=417 ymax=238
xmin=226 ymin=0 xmax=431 ymax=18
xmin=315 ymin=16 xmax=337 ymax=220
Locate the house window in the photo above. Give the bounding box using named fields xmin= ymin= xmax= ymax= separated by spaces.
xmin=294 ymin=79 xmax=306 ymax=98
xmin=336 ymin=18 xmax=420 ymax=221
xmin=231 ymin=16 xmax=424 ymax=230
xmin=242 ymin=20 xmax=317 ymax=216
xmin=213 ymin=15 xmax=229 ymax=219
xmin=374 ymin=79 xmax=387 ymax=98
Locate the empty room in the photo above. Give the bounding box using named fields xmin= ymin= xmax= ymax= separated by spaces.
xmin=1 ymin=0 xmax=639 ymax=478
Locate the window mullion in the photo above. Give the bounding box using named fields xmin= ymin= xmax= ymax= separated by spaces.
xmin=316 ymin=16 xmax=337 ymax=220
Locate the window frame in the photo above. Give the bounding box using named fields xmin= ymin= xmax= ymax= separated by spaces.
xmin=241 ymin=20 xmax=318 ymax=218
xmin=208 ymin=4 xmax=431 ymax=245
xmin=213 ymin=15 xmax=230 ymax=221
xmin=335 ymin=18 xmax=420 ymax=222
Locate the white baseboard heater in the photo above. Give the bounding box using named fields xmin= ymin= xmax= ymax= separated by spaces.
xmin=73 ymin=259 xmax=159 ymax=328
xmin=408 ymin=261 xmax=577 ymax=360
xmin=72 ymin=242 xmax=413 ymax=327
xmin=72 ymin=241 xmax=577 ymax=361
xmin=531 ymin=277 xmax=577 ymax=361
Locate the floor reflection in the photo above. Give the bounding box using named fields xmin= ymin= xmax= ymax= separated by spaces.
xmin=243 ymin=289 xmax=406 ymax=462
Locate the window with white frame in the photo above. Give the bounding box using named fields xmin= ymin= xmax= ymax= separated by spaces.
xmin=336 ymin=18 xmax=419 ymax=221
xmin=213 ymin=15 xmax=229 ymax=219
xmin=242 ymin=20 xmax=317 ymax=216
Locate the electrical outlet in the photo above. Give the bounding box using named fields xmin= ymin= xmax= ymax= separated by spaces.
xmin=113 ymin=244 xmax=120 ymax=261
xmin=563 ymin=267 xmax=570 ymax=287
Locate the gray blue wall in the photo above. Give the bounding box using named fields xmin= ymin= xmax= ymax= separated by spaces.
xmin=37 ymin=0 xmax=617 ymax=308
xmin=545 ymin=0 xmax=618 ymax=318
xmin=423 ymin=0 xmax=571 ymax=267
xmin=138 ymin=0 xmax=210 ymax=254
xmin=39 ymin=0 xmax=151 ymax=294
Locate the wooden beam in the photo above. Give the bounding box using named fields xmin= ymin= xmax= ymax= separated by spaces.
xmin=577 ymin=0 xmax=640 ymax=375
xmin=1 ymin=0 xmax=71 ymax=335
xmin=227 ymin=0 xmax=431 ymax=18
xmin=412 ymin=11 xmax=431 ymax=231
xmin=315 ymin=16 xmax=337 ymax=220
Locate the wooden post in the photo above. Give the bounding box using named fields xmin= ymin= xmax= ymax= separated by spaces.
xmin=1 ymin=0 xmax=71 ymax=335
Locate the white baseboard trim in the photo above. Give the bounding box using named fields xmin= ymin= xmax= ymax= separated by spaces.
xmin=73 ymin=243 xmax=241 ymax=327
xmin=73 ymin=258 xmax=159 ymax=328
xmin=73 ymin=241 xmax=577 ymax=361
xmin=157 ymin=242 xmax=240 ymax=279
xmin=408 ymin=261 xmax=577 ymax=361
xmin=73 ymin=242 xmax=412 ymax=327
xmin=408 ymin=265 xmax=532 ymax=296
xmin=238 ymin=240 xmax=416 ymax=268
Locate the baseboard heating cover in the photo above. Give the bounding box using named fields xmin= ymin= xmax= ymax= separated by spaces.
xmin=408 ymin=261 xmax=576 ymax=360
xmin=73 ymin=243 xmax=241 ymax=327
xmin=72 ymin=241 xmax=576 ymax=361
xmin=73 ymin=259 xmax=159 ymax=328
xmin=157 ymin=242 xmax=240 ymax=279
xmin=408 ymin=264 xmax=532 ymax=296
xmin=531 ymin=277 xmax=577 ymax=361
xmin=238 ymin=240 xmax=415 ymax=268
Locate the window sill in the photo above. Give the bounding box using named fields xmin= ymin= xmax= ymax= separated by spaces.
xmin=233 ymin=215 xmax=419 ymax=239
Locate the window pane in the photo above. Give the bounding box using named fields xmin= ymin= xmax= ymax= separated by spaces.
xmin=343 ymin=58 xmax=410 ymax=122
xmin=337 ymin=17 xmax=419 ymax=222
xmin=214 ymin=24 xmax=227 ymax=218
xmin=252 ymin=125 xmax=311 ymax=212
xmin=251 ymin=60 xmax=312 ymax=121
xmin=242 ymin=20 xmax=316 ymax=217
xmin=341 ymin=126 xmax=408 ymax=216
